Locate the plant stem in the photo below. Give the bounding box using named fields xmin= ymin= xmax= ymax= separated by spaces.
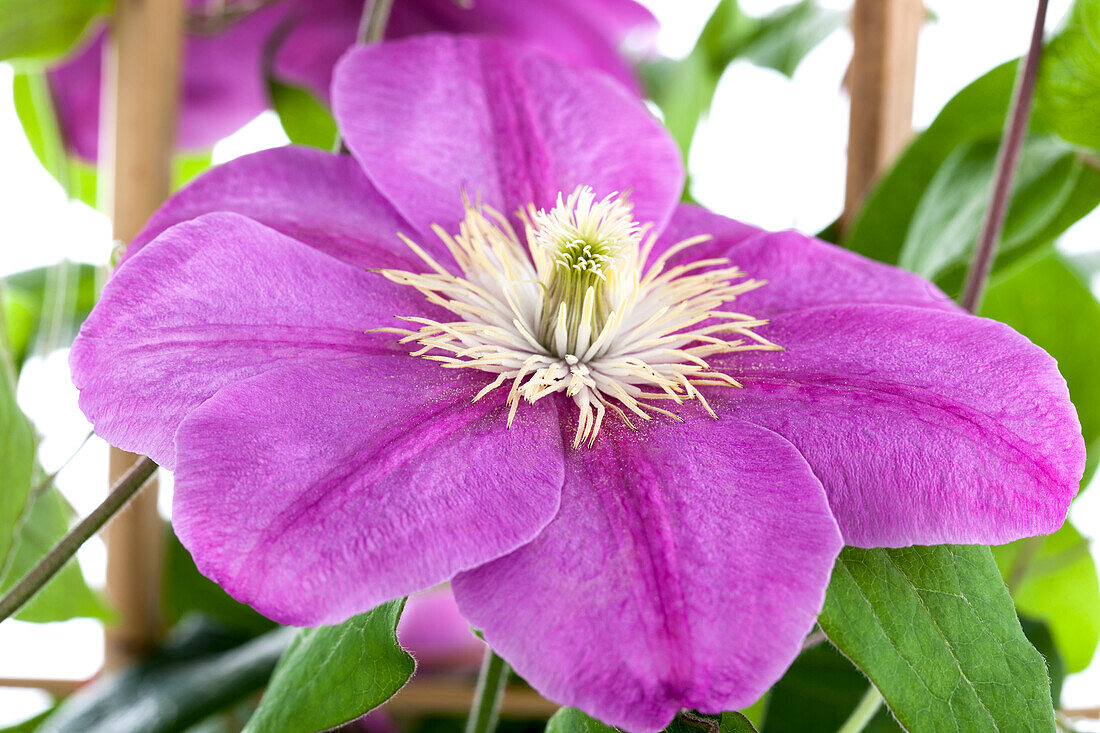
xmin=466 ymin=648 xmax=510 ymax=733
xmin=837 ymin=686 xmax=883 ymax=733
xmin=334 ymin=0 xmax=396 ymax=154
xmin=0 ymin=456 xmax=158 ymax=624
xmin=959 ymin=0 xmax=1049 ymax=313
xmin=29 ymin=430 xmax=94 ymax=502
xmin=801 ymin=629 xmax=827 ymax=651
xmin=357 ymin=0 xmax=395 ymax=44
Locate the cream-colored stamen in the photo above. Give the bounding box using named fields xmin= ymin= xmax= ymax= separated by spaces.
xmin=376 ymin=186 xmax=779 ymax=448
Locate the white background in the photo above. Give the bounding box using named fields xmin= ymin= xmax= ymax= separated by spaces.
xmin=1 ymin=0 xmax=1098 ymax=727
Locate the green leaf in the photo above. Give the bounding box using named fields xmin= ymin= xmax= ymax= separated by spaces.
xmin=0 ymin=280 xmax=105 ymax=624
xmin=993 ymin=523 xmax=1100 ymax=673
xmin=163 ymin=527 xmax=276 ymax=635
xmin=12 ymin=70 xmax=74 ymax=195
xmin=738 ymin=0 xmax=845 ymax=77
xmin=3 ymin=263 xmax=100 ymax=371
xmin=643 ymin=52 xmax=720 ymax=157
xmin=845 ymin=62 xmax=1017 ymax=263
xmin=243 ymin=599 xmax=415 ymax=733
xmin=981 ymin=251 xmax=1100 ymax=484
xmin=644 ymin=0 xmax=843 ymax=157
xmin=0 ymin=478 xmax=112 ymax=623
xmin=0 ymin=0 xmax=109 ymax=63
xmin=845 ymin=56 xmax=1100 ymax=284
xmin=1018 ymin=617 xmax=1066 ymax=706
xmin=1 ymin=289 xmax=35 ymax=371
xmin=1035 ymin=0 xmax=1100 ymax=149
xmin=37 ymin=620 xmax=292 ymax=733
xmin=736 ymin=696 xmax=766 ymax=729
xmin=546 ymin=708 xmax=618 ymax=732
xmin=546 ymin=708 xmax=759 ymax=732
xmin=819 ymin=546 xmax=1056 ymax=733
xmin=174 ymin=151 xmax=214 ymax=189
xmin=267 ymin=78 xmax=338 ymax=149
xmin=716 ymin=713 xmax=759 ymax=733
xmin=761 ymin=643 xmax=900 ymax=733
xmin=847 ymin=38 xmax=1100 ymax=273
xmin=0 ymin=320 xmax=34 ymax=569
xmin=898 ymin=136 xmax=1081 ymax=283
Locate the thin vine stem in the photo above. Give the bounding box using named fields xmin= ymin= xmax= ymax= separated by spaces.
xmin=333 ymin=0 xmax=395 ymax=153
xmin=29 ymin=430 xmax=94 ymax=503
xmin=836 ymin=686 xmax=883 ymax=733
xmin=801 ymin=629 xmax=827 ymax=651
xmin=466 ymin=648 xmax=510 ymax=733
xmin=959 ymin=0 xmax=1050 ymax=313
xmin=357 ymin=0 xmax=395 ymax=44
xmin=0 ymin=456 xmax=158 ymax=624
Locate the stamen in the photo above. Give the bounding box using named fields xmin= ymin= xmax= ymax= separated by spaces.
xmin=377 ymin=185 xmax=780 ymax=447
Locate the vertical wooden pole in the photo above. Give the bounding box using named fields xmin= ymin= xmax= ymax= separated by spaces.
xmin=100 ymin=0 xmax=185 ymax=670
xmin=843 ymin=0 xmax=923 ymax=229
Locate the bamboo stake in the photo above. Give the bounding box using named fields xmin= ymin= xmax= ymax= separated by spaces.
xmin=842 ymin=0 xmax=924 ymax=229
xmin=386 ymin=679 xmax=559 ymax=719
xmin=99 ymin=0 xmax=185 ymax=670
xmin=0 ymin=677 xmax=86 ymax=697
xmin=0 ymin=674 xmax=560 ymax=719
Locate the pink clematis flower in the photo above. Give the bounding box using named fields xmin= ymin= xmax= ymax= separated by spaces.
xmin=46 ymin=0 xmax=654 ymax=161
xmin=70 ymin=37 xmax=1084 ymax=732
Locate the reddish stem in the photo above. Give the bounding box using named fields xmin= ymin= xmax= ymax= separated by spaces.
xmin=959 ymin=0 xmax=1050 ymax=313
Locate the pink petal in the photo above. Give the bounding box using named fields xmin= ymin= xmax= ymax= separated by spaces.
xmin=453 ymin=418 xmax=841 ymax=732
xmin=717 ymin=304 xmax=1085 ymax=547
xmin=126 ymin=146 xmax=431 ymax=268
xmin=331 ymin=35 xmax=683 ymax=237
xmin=274 ymin=0 xmax=655 ymax=103
xmin=173 ymin=356 xmax=565 ymax=626
xmin=656 ymin=205 xmax=959 ymax=316
xmin=71 ymin=213 xmax=439 ymax=468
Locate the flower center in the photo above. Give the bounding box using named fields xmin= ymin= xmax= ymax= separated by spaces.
xmin=532 ymin=188 xmax=639 ymax=355
xmin=377 ymin=186 xmax=779 ymax=448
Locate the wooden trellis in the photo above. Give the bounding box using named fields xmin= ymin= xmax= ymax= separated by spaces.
xmin=100 ymin=0 xmax=186 ymax=670
xmin=843 ymin=0 xmax=923 ymax=226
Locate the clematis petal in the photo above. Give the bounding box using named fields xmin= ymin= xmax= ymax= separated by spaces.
xmin=173 ymin=355 xmax=565 ymax=627
xmin=332 ymin=35 xmax=683 ymax=237
xmin=655 ymin=205 xmax=959 ymax=315
xmin=716 ymin=304 xmax=1085 ymax=547
xmin=398 ymin=589 xmax=484 ymax=669
xmin=647 ymin=203 xmax=767 ymax=261
xmin=126 ymin=146 xmax=433 ymax=268
xmin=71 ymin=212 xmax=440 ymax=468
xmin=46 ymin=34 xmax=104 ymax=162
xmin=48 ymin=2 xmax=289 ymax=161
xmin=453 ymin=418 xmax=842 ymax=732
xmin=275 ymin=0 xmax=655 ymax=102
xmin=385 ymin=0 xmax=656 ymax=94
